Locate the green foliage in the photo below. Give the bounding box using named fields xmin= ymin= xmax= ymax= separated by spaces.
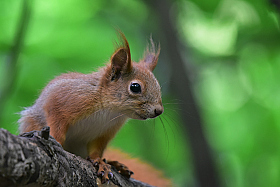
xmin=1 ymin=0 xmax=280 ymax=186
xmin=177 ymin=0 xmax=280 ymax=186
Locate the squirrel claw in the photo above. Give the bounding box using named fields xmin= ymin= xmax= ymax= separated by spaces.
xmin=88 ymin=158 xmax=134 ymax=182
xmin=108 ymin=172 xmax=113 ymax=179
xmin=107 ymin=160 xmax=134 ymax=178
xmin=88 ymin=157 xmax=113 ymax=184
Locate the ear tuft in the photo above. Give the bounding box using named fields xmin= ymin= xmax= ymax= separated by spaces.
xmin=110 ymin=31 xmax=132 ymax=80
xmin=142 ymin=36 xmax=160 ymax=71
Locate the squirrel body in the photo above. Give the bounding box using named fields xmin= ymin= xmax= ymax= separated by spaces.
xmin=18 ymin=32 xmax=166 ymax=184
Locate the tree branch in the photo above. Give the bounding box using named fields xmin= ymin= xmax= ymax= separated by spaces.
xmin=0 ymin=127 xmax=153 ymax=187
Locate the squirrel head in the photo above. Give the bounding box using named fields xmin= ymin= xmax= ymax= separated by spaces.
xmin=101 ymin=32 xmax=163 ymax=120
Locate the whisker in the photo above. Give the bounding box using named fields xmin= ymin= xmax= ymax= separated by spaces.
xmin=145 ymin=118 xmax=156 ymax=143
xmin=164 ymin=106 xmax=182 ymax=113
xmin=162 ymin=112 xmax=183 ymax=128
xmin=161 ymin=115 xmax=177 ymax=148
xmin=163 ymin=103 xmax=181 ymax=105
xmin=163 ymin=98 xmax=184 ymax=103
xmin=163 ymin=108 xmax=183 ymax=119
xmin=168 ymin=98 xmax=184 ymax=102
xmin=158 ymin=116 xmax=169 ymax=159
xmin=160 ymin=81 xmax=169 ymax=88
xmin=151 ymin=118 xmax=155 ymax=135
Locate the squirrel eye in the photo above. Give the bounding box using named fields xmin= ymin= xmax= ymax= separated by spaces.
xmin=130 ymin=83 xmax=141 ymax=94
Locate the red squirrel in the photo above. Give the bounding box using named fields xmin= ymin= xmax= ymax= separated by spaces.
xmin=18 ymin=31 xmax=167 ymax=185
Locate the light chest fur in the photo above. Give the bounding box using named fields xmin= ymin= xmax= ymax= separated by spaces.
xmin=63 ymin=110 xmax=128 ymax=158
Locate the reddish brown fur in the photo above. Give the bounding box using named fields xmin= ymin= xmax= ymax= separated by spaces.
xmin=104 ymin=148 xmax=172 ymax=187
xmin=18 ymin=31 xmax=167 ymax=184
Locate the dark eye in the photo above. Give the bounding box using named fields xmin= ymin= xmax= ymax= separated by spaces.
xmin=130 ymin=83 xmax=141 ymax=93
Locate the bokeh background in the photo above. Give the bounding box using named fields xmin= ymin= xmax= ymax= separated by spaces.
xmin=1 ymin=0 xmax=280 ymax=186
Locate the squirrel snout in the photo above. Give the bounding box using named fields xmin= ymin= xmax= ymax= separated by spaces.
xmin=153 ymin=105 xmax=163 ymax=118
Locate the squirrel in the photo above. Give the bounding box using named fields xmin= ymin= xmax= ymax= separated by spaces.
xmin=18 ymin=31 xmax=169 ymax=186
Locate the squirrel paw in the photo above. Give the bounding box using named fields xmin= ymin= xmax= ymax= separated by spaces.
xmin=107 ymin=160 xmax=134 ymax=178
xmin=88 ymin=157 xmax=113 ymax=184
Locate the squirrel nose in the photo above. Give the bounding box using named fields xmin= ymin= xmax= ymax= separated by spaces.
xmin=154 ymin=107 xmax=163 ymax=117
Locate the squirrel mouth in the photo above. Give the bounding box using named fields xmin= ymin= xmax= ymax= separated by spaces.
xmin=134 ymin=113 xmax=147 ymax=120
xmin=138 ymin=115 xmax=147 ymax=120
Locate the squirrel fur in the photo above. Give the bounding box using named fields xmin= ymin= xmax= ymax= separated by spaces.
xmin=18 ymin=31 xmax=170 ymax=186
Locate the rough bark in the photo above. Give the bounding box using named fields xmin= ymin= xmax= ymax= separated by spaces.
xmin=0 ymin=127 xmax=153 ymax=187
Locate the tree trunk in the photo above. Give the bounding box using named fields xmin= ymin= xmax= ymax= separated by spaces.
xmin=145 ymin=0 xmax=221 ymax=186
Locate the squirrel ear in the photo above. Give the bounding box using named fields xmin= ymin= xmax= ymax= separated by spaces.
xmin=142 ymin=37 xmax=160 ymax=71
xmin=110 ymin=32 xmax=132 ymax=80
